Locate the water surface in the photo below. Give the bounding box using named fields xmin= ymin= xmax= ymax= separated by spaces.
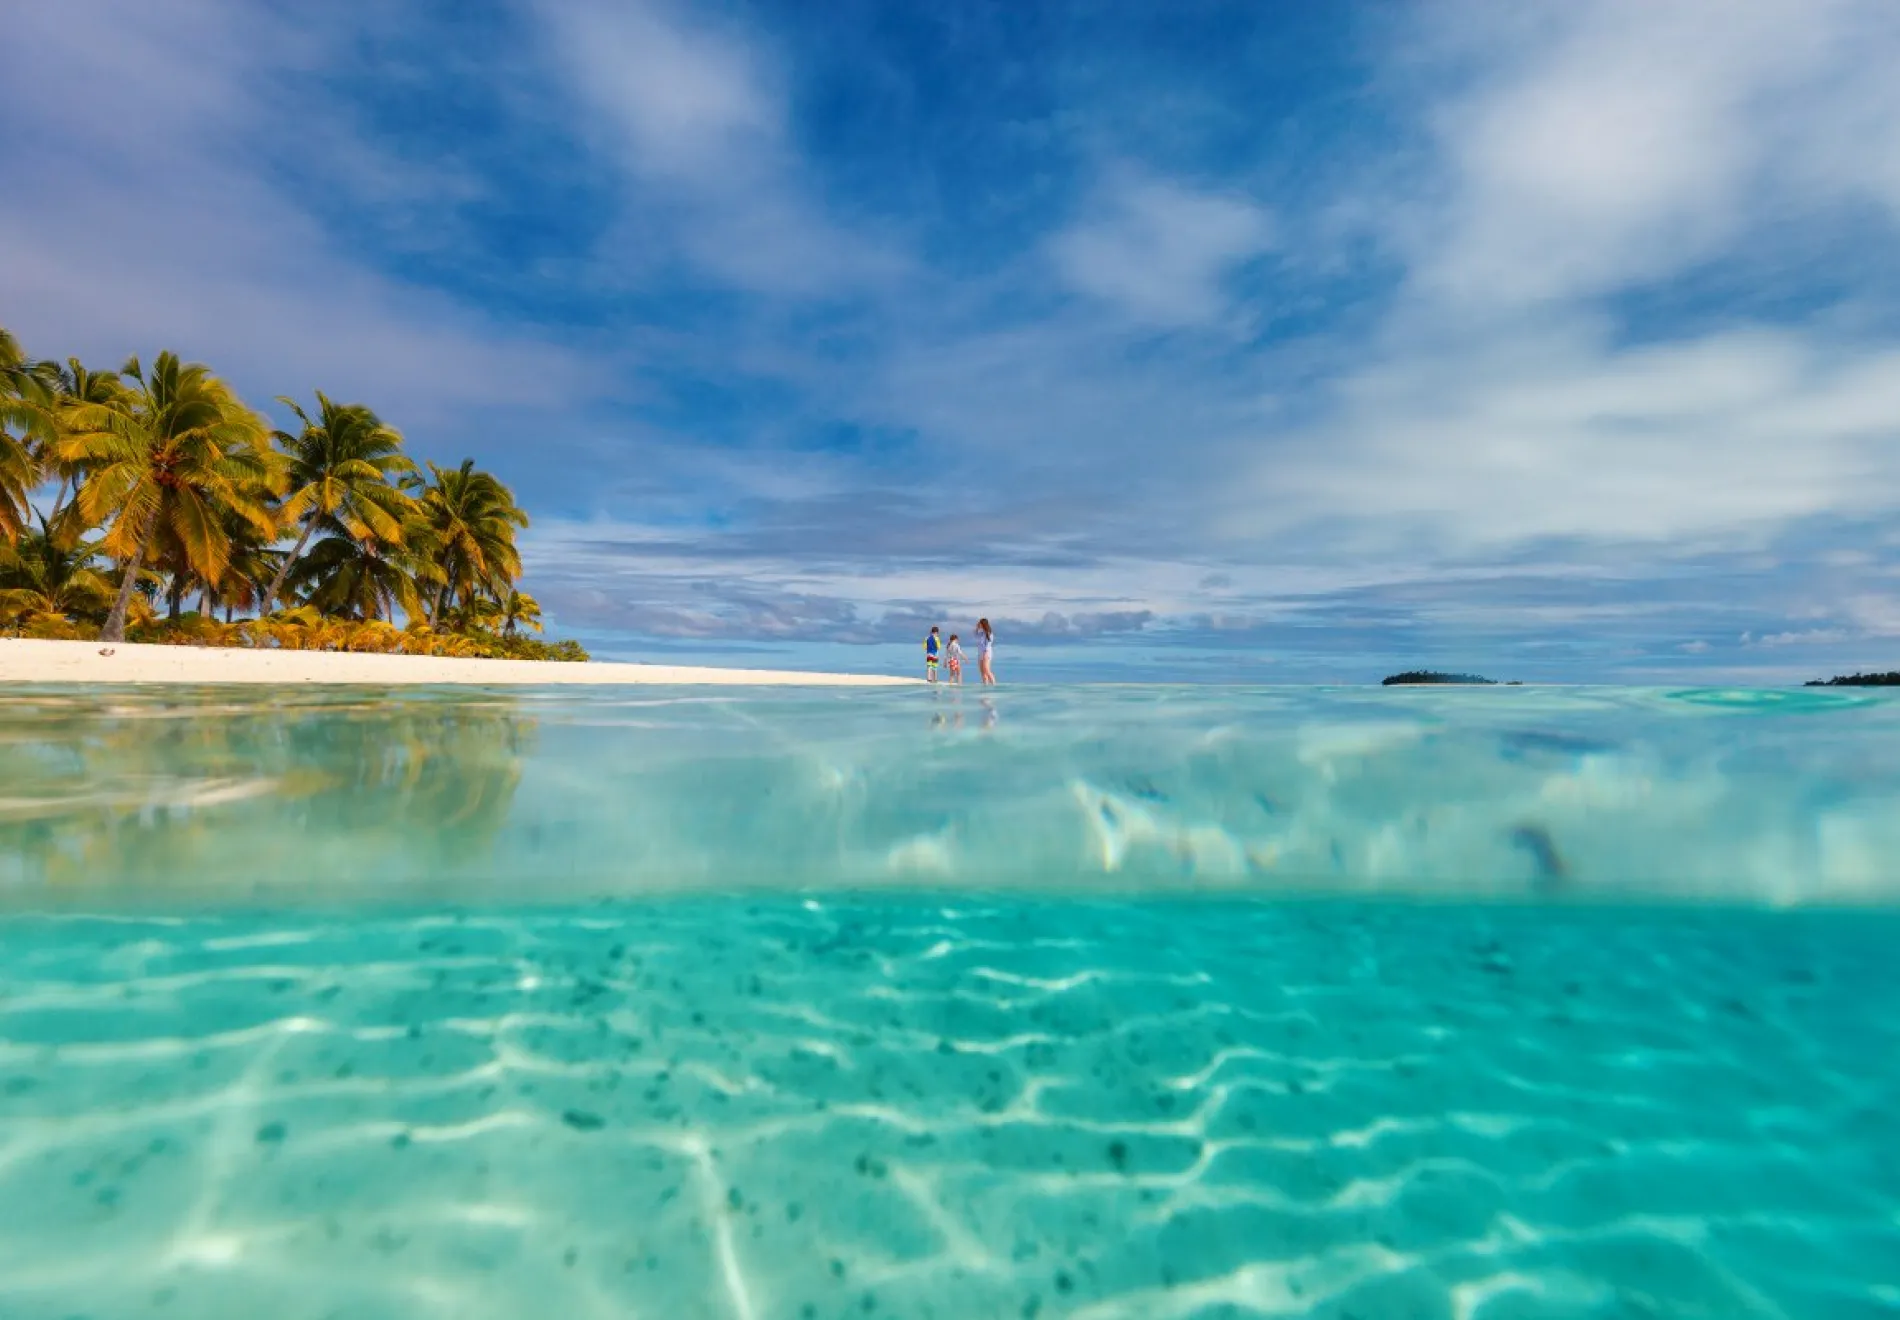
xmin=1 ymin=685 xmax=1896 ymax=1318
xmin=4 ymin=684 xmax=1898 ymax=904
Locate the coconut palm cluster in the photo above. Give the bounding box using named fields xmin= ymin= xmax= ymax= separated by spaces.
xmin=1 ymin=327 xmax=584 ymax=660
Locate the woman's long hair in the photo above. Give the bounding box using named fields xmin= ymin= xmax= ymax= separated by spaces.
xmin=977 ymin=617 xmax=992 ymax=639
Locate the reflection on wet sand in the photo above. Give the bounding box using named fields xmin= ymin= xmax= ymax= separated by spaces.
xmin=0 ymin=690 xmax=533 ymax=895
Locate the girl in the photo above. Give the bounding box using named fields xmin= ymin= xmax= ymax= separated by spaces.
xmin=975 ymin=618 xmax=995 ymax=685
xmin=946 ymin=633 xmax=964 ymax=683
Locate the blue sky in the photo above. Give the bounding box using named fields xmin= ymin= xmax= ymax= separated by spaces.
xmin=5 ymin=0 xmax=1900 ymax=682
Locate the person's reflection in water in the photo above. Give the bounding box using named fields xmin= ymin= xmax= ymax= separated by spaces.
xmin=981 ymin=698 xmax=998 ymax=731
xmin=930 ymin=692 xmax=971 ymax=732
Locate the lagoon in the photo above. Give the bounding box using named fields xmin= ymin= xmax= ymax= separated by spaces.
xmin=1 ymin=685 xmax=1897 ymax=1317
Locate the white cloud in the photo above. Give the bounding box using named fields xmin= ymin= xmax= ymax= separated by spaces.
xmin=532 ymin=0 xmax=903 ymax=296
xmin=1050 ymin=172 xmax=1272 ymax=327
xmin=1206 ymin=0 xmax=1900 ymax=574
xmin=1230 ymin=323 xmax=1900 ymax=550
xmin=1748 ymin=628 xmax=1855 ymax=647
xmin=1840 ymin=594 xmax=1900 ymax=636
xmin=1412 ymin=0 xmax=1900 ymax=309
xmin=537 ymin=1 xmax=778 ymax=181
xmin=0 ymin=0 xmax=585 ymax=429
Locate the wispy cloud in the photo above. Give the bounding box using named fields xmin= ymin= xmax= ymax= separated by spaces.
xmin=1050 ymin=170 xmax=1273 ymax=327
xmin=1406 ymin=1 xmax=1900 ymax=308
xmin=1235 ymin=326 xmax=1900 ymax=552
xmin=0 ymin=1 xmax=585 ymax=426
xmin=532 ymin=0 xmax=904 ymax=296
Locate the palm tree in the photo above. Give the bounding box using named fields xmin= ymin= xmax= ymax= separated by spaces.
xmin=0 ymin=327 xmax=27 ymax=386
xmin=204 ymin=506 xmax=286 ymax=622
xmin=445 ymin=595 xmax=502 ymax=633
xmin=0 ymin=327 xmax=52 ymax=544
xmin=0 ymin=515 xmax=116 ymax=625
xmin=282 ymin=523 xmax=426 ymax=621
xmin=40 ymin=357 xmax=126 ymax=533
xmin=498 ymin=590 xmax=543 ymax=636
xmin=263 ymin=392 xmax=416 ymax=611
xmin=407 ymin=459 xmax=527 ymax=625
xmin=57 ymin=352 xmax=280 ymax=642
xmin=142 ymin=502 xmax=277 ymax=621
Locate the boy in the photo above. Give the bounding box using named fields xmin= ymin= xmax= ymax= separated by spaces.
xmin=924 ymin=626 xmax=941 ymax=681
xmin=945 ymin=633 xmax=964 ymax=684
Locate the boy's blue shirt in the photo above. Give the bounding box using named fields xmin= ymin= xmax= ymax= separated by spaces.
xmin=925 ymin=634 xmax=940 ymax=657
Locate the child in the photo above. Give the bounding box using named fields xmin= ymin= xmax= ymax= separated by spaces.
xmin=924 ymin=626 xmax=941 ymax=682
xmin=945 ymin=633 xmax=964 ymax=683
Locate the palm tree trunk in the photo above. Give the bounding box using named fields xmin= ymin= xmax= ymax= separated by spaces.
xmin=47 ymin=473 xmax=71 ymax=523
xmin=167 ymin=575 xmax=185 ymax=621
xmin=262 ymin=520 xmax=316 ymax=615
xmin=101 ymin=508 xmax=159 ymax=643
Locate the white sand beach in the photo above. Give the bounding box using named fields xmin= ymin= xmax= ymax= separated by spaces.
xmin=0 ymin=639 xmax=916 ymax=687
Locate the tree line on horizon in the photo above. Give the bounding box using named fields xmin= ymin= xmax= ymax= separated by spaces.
xmin=0 ymin=325 xmax=584 ymax=659
xmin=1380 ymin=671 xmax=1515 ymax=685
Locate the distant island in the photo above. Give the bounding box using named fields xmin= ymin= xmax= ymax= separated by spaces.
xmin=1804 ymin=672 xmax=1900 ymax=687
xmin=1382 ymin=671 xmax=1499 ymax=685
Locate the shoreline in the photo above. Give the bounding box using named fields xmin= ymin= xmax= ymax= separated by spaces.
xmin=0 ymin=639 xmax=917 ymax=687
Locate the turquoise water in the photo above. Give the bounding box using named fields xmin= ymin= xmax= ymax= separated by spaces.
xmin=2 ymin=685 xmax=1898 ymax=1317
xmin=6 ymin=684 xmax=1900 ymax=904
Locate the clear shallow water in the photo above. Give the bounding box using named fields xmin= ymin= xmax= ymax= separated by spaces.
xmin=2 ymin=901 xmax=1897 ymax=1319
xmin=1 ymin=685 xmax=1898 ymax=1318
xmin=3 ymin=684 xmax=1900 ymax=903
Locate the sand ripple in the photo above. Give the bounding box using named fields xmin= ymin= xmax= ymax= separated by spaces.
xmin=1 ymin=899 xmax=1895 ymax=1318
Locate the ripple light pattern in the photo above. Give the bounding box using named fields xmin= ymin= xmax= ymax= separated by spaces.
xmin=2 ymin=899 xmax=1895 ymax=1319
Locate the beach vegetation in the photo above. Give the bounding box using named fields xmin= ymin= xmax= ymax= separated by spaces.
xmin=0 ymin=515 xmax=117 ymax=627
xmin=1380 ymin=671 xmax=1499 ymax=685
xmin=0 ymin=326 xmax=587 ymax=660
xmin=0 ymin=328 xmax=52 ymax=543
xmin=265 ymin=391 xmax=417 ymax=613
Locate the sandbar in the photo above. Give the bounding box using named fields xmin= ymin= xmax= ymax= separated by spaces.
xmin=0 ymin=639 xmax=916 ymax=687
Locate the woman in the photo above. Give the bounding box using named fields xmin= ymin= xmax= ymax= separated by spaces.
xmin=975 ymin=617 xmax=996 ymax=685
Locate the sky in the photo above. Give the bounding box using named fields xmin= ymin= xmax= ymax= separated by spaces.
xmin=4 ymin=0 xmax=1900 ymax=682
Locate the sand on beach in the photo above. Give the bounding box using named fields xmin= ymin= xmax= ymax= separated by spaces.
xmin=0 ymin=638 xmax=916 ymax=687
